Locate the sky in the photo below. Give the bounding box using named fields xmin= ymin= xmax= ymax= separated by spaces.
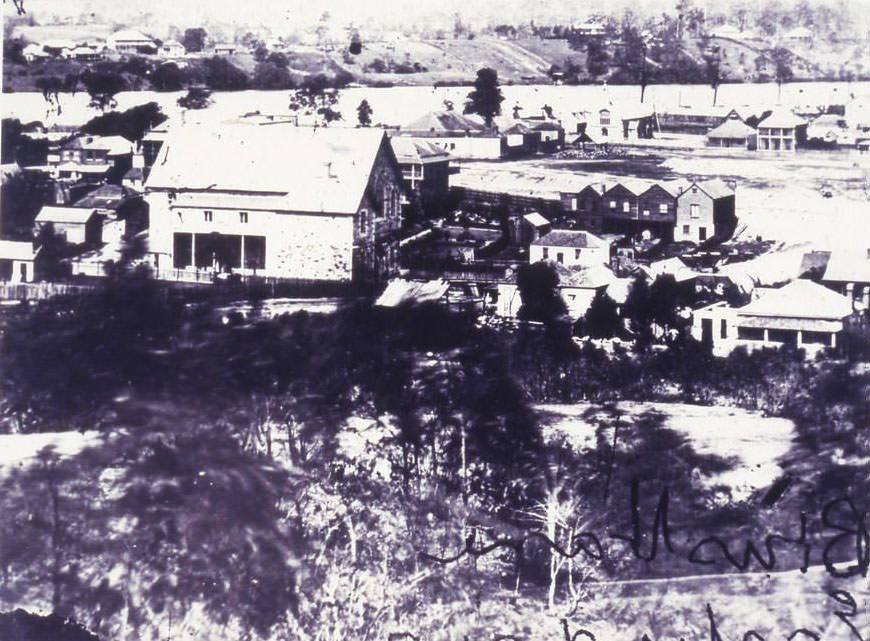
xmin=7 ymin=0 xmax=869 ymax=35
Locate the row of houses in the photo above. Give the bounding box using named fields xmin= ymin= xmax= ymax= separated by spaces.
xmin=661 ymin=102 xmax=870 ymax=152
xmin=20 ymin=30 xmax=235 ymax=62
xmin=395 ymin=110 xmax=566 ymax=160
xmin=488 ymin=237 xmax=865 ymax=359
xmin=560 ymin=178 xmax=736 ymax=243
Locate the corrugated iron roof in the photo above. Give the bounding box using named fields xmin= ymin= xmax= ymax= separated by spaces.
xmin=403 ymin=111 xmax=487 ymax=134
xmin=146 ymin=122 xmax=388 ymax=215
xmin=531 ymin=229 xmax=609 ymax=249
xmin=36 ymin=206 xmax=98 ymax=225
xmin=738 ymin=279 xmax=852 ymax=320
xmin=390 ymin=137 xmax=450 ymax=163
xmin=706 ymin=118 xmax=757 ymax=139
xmin=823 ymin=250 xmax=870 ymax=283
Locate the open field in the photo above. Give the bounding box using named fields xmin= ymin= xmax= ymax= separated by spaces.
xmin=538 ymin=401 xmax=794 ymax=499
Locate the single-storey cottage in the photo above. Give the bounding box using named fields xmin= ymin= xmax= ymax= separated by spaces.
xmin=692 ymin=279 xmax=854 ymax=358
xmin=529 ymin=229 xmax=611 ymax=267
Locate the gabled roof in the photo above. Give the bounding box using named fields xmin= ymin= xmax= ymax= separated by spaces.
xmin=22 ymin=43 xmax=48 ymax=55
xmin=823 ymin=250 xmax=870 ymax=283
xmin=578 ymin=183 xmax=606 ymax=195
xmin=642 ymin=257 xmax=697 ymax=283
xmin=532 ymin=229 xmax=609 ymax=249
xmin=556 ymin=263 xmax=617 ymax=289
xmin=63 ymin=135 xmax=133 ymax=155
xmin=403 ymin=111 xmax=487 ymax=134
xmin=655 ymin=180 xmax=689 ymax=198
xmin=390 ymin=137 xmax=450 ymax=163
xmin=696 ymin=178 xmax=735 ymax=200
xmin=42 ymin=39 xmax=77 ymax=50
xmin=376 ymin=278 xmax=450 ymax=307
xmin=0 ymin=240 xmax=36 ymax=261
xmin=678 ymin=179 xmax=734 ymax=200
xmin=738 ymin=279 xmax=853 ymax=320
xmin=641 ymin=181 xmax=685 ymax=198
xmin=35 ymin=206 xmax=98 ymax=225
xmin=706 ymin=118 xmax=757 ymax=139
xmin=758 ymin=107 xmax=806 ymax=129
xmin=108 ymin=29 xmax=153 ymax=43
xmin=604 ymin=179 xmax=650 ymax=196
xmin=73 ymin=184 xmax=138 ymax=209
xmin=523 ymin=211 xmax=550 ymax=227
xmin=146 ymin=122 xmax=390 ymax=215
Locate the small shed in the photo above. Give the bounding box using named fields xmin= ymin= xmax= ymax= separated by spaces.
xmin=519 ymin=211 xmax=551 ymax=245
xmin=0 ymin=240 xmax=37 ymax=282
xmin=35 ymin=206 xmax=102 ymax=245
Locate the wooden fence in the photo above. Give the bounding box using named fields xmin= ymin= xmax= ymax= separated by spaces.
xmin=0 ymin=282 xmax=93 ymax=301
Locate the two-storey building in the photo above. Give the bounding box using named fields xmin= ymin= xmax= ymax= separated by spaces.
xmin=674 ymin=179 xmax=737 ymax=243
xmin=144 ymin=122 xmax=404 ymax=284
xmin=390 ymin=137 xmax=450 ymax=212
xmin=757 ymin=107 xmax=807 ymax=152
xmin=49 ymin=135 xmax=134 ymax=184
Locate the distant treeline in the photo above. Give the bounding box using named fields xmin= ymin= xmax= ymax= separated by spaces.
xmin=5 ymin=50 xmax=355 ymax=94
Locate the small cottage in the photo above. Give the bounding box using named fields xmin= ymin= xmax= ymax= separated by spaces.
xmin=692 ymin=279 xmax=854 ymax=358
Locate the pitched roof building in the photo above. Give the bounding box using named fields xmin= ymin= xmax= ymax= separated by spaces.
xmin=529 ymin=229 xmax=612 ymax=267
xmin=144 ymin=122 xmax=404 ymax=284
xmin=706 ymin=117 xmax=758 ymax=149
xmin=692 ymin=279 xmax=854 ymax=357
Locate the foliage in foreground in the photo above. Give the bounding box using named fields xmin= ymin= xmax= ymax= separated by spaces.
xmin=0 ymin=277 xmax=868 ymax=639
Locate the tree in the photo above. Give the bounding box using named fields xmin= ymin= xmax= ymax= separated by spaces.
xmin=33 ymin=223 xmax=70 ymax=281
xmin=613 ymin=24 xmax=648 ymax=102
xmin=769 ymin=47 xmax=794 ymax=101
xmin=622 ymin=274 xmax=654 ymax=346
xmin=150 ymin=63 xmax=185 ymax=92
xmin=182 ymin=27 xmax=206 ymax=53
xmin=202 ymin=56 xmax=248 ymax=90
xmin=0 ymin=423 xmax=300 ymax=640
xmin=582 ymin=290 xmax=621 ymax=339
xmin=704 ymin=47 xmax=722 ymax=105
xmin=253 ymin=44 xmax=269 ymax=62
xmin=81 ymin=71 xmax=127 ymax=112
xmin=349 ymin=31 xmax=362 ymax=55
xmin=3 ymin=38 xmax=26 ymax=64
xmin=177 ymin=87 xmax=212 ymax=110
xmin=586 ymin=38 xmax=609 ymax=77
xmin=0 ymin=170 xmax=54 ymax=240
xmin=0 ymin=610 xmax=99 ymax=641
xmin=80 ymin=102 xmax=167 ymax=142
xmin=356 ymin=99 xmax=373 ymax=127
xmin=516 ymin=262 xmax=568 ymax=324
xmin=34 ymin=76 xmax=63 ymax=114
xmin=288 ymin=74 xmax=342 ymax=125
xmin=252 ymin=61 xmax=294 ymax=89
xmin=463 ymin=67 xmax=504 ymax=128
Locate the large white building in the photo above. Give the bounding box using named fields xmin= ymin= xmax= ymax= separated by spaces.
xmin=144 ymin=122 xmax=404 ymax=284
xmin=107 ymin=29 xmax=155 ymax=53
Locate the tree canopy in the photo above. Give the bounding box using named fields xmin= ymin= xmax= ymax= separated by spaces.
xmin=463 ymin=67 xmax=504 ymax=127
